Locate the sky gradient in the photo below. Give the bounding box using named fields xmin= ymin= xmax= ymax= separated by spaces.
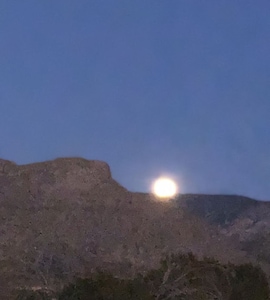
xmin=1 ymin=1 xmax=270 ymax=200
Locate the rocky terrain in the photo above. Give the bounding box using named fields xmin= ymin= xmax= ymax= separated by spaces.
xmin=0 ymin=157 xmax=269 ymax=298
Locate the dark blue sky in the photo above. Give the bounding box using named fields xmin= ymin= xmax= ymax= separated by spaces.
xmin=1 ymin=1 xmax=270 ymax=200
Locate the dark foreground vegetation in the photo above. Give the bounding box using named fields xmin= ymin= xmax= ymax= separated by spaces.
xmin=14 ymin=252 xmax=269 ymax=300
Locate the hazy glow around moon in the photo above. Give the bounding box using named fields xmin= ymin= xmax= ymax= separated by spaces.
xmin=152 ymin=177 xmax=178 ymax=198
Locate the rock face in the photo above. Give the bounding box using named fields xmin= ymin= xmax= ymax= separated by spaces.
xmin=0 ymin=157 xmax=122 ymax=297
xmin=0 ymin=157 xmax=268 ymax=297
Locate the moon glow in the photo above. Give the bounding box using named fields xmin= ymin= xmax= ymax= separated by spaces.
xmin=152 ymin=177 xmax=178 ymax=199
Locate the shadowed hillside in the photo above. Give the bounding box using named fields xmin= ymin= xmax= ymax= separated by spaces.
xmin=176 ymin=193 xmax=270 ymax=275
xmin=176 ymin=194 xmax=261 ymax=226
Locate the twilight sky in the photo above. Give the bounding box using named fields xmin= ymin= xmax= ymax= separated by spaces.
xmin=0 ymin=1 xmax=270 ymax=200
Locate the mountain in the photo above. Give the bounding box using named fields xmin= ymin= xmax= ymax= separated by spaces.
xmin=176 ymin=193 xmax=270 ymax=275
xmin=0 ymin=157 xmax=268 ymax=298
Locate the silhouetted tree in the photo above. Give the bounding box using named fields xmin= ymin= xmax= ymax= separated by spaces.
xmin=144 ymin=252 xmax=232 ymax=300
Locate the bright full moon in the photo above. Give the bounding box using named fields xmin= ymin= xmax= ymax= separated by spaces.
xmin=152 ymin=177 xmax=178 ymax=198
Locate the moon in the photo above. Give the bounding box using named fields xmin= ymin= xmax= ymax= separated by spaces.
xmin=152 ymin=177 xmax=178 ymax=199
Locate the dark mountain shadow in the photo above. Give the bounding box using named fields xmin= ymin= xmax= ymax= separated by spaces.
xmin=175 ymin=194 xmax=262 ymax=226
